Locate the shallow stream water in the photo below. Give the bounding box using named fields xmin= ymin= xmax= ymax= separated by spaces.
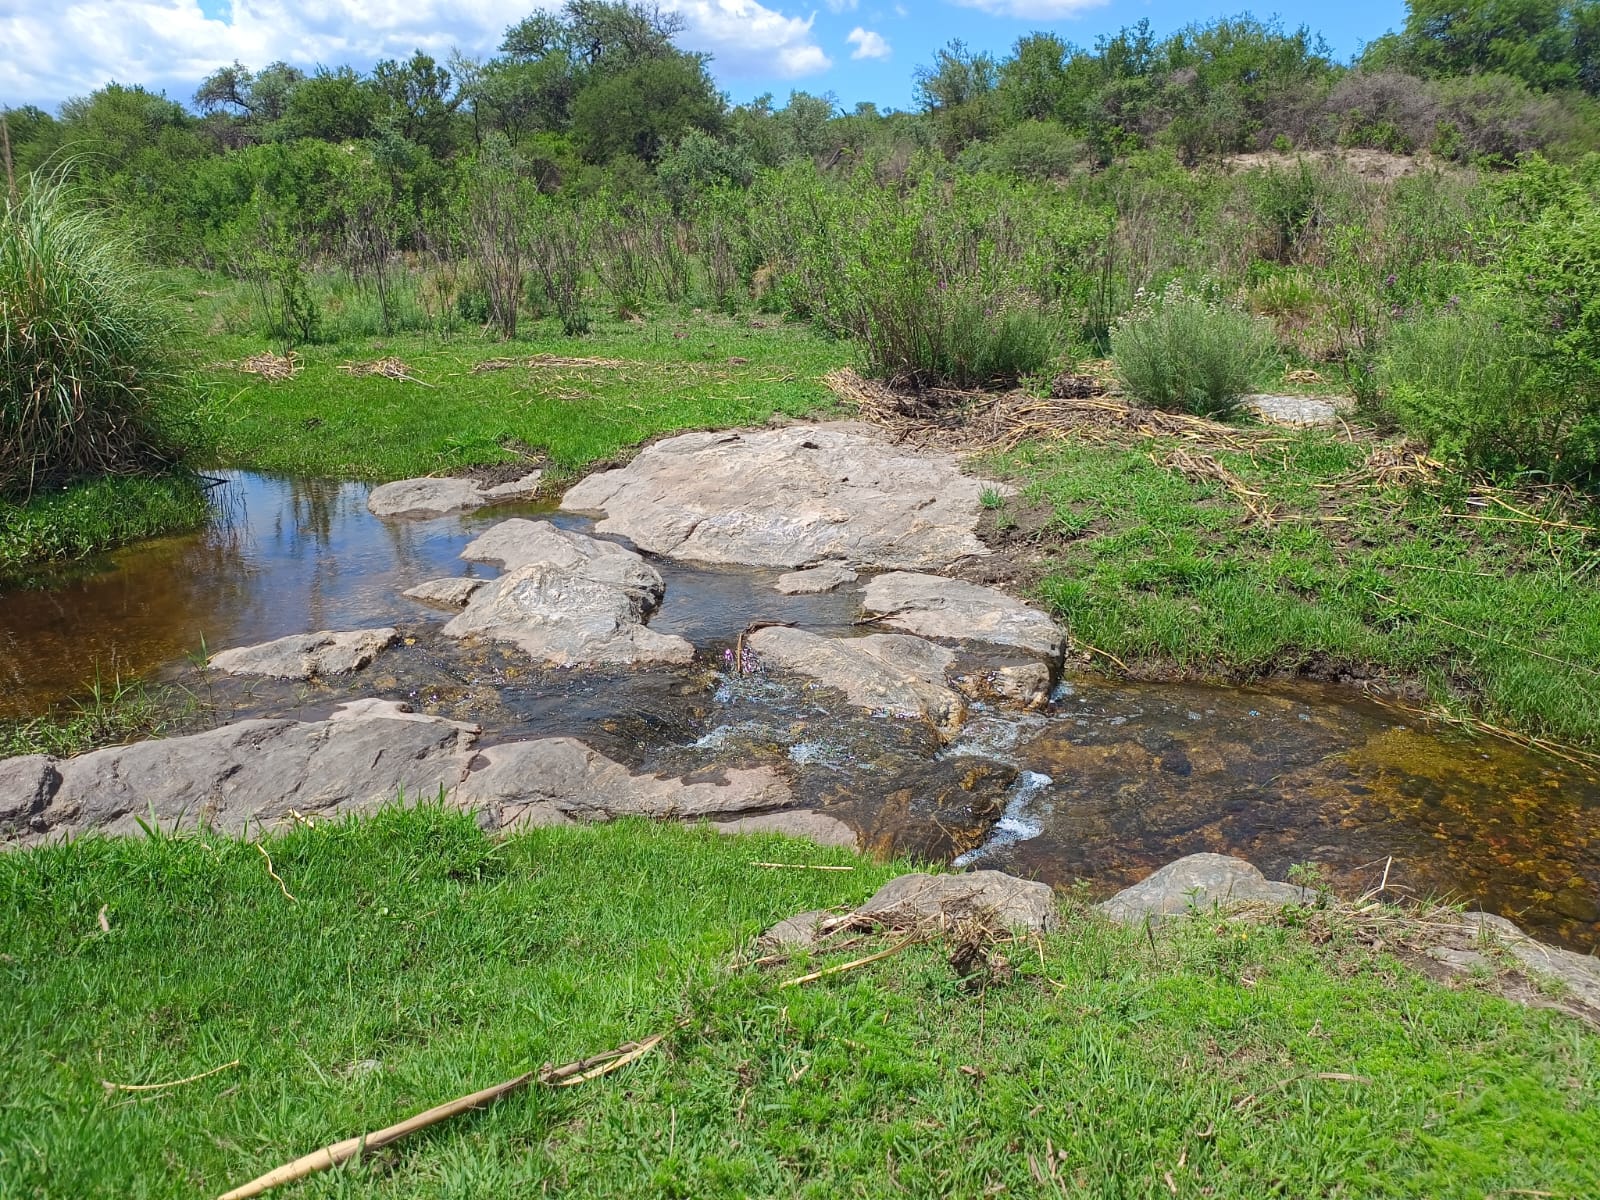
xmin=3 ymin=471 xmax=1597 ymax=952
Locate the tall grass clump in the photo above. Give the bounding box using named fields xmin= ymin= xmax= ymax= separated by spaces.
xmin=1111 ymin=282 xmax=1280 ymax=417
xmin=752 ymin=165 xmax=1101 ymax=388
xmin=1 ymin=174 xmax=184 ymax=499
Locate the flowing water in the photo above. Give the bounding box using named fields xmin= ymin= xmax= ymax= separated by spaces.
xmin=3 ymin=471 xmax=1597 ymax=952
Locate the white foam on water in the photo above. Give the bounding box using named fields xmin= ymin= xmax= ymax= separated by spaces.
xmin=953 ymin=770 xmax=1054 ymax=867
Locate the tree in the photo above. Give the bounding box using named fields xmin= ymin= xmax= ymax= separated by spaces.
xmin=569 ymin=54 xmax=723 ymax=162
xmin=369 ymin=52 xmax=460 ymax=156
xmin=281 ymin=68 xmax=379 ymax=142
xmin=1365 ymin=0 xmax=1600 ymax=94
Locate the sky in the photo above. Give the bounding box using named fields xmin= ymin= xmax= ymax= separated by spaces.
xmin=0 ymin=0 xmax=1412 ymax=116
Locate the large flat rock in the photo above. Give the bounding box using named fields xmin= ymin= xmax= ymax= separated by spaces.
xmin=2 ymin=702 xmax=848 ymax=848
xmin=3 ymin=700 xmax=479 ymax=843
xmin=561 ymin=425 xmax=998 ymax=569
xmin=455 ymin=737 xmax=802 ymax=830
xmin=745 ymin=626 xmax=964 ymax=738
xmin=1097 ymin=853 xmax=1307 ymax=922
xmin=367 ymin=471 xmax=541 ymax=518
xmin=1451 ymin=912 xmax=1600 ymax=1012
xmin=208 ymin=628 xmax=399 ymax=680
xmin=442 ymin=521 xmax=692 ymax=667
xmin=862 ymin=572 xmax=1067 ymax=661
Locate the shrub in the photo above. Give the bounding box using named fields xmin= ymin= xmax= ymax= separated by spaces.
xmin=1111 ymin=282 xmax=1280 ymax=416
xmin=1 ymin=174 xmax=184 ymax=500
xmin=1378 ymin=308 xmax=1591 ymax=476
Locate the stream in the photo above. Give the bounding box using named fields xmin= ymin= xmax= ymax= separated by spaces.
xmin=3 ymin=470 xmax=1597 ymax=952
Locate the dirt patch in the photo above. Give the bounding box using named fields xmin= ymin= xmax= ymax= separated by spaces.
xmin=1222 ymin=149 xmax=1439 ymax=181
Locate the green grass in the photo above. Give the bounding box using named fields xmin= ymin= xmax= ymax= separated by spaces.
xmin=0 ymin=472 xmax=210 ymax=583
xmin=1 ymin=808 xmax=1595 ymax=1198
xmin=0 ymin=676 xmax=199 ymax=758
xmin=192 ymin=314 xmax=850 ymax=481
xmin=995 ymin=434 xmax=1600 ymax=748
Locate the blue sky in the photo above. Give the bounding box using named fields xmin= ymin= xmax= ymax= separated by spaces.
xmin=0 ymin=0 xmax=1412 ymax=115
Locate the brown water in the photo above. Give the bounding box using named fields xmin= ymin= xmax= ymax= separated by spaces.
xmin=3 ymin=471 xmax=1597 ymax=952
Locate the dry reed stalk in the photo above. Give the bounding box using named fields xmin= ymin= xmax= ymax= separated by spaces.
xmin=103 ymin=1059 xmax=240 ymax=1096
xmin=216 ymin=1031 xmax=671 ymax=1200
xmin=526 ymin=353 xmax=628 ymax=369
xmin=1157 ymin=448 xmax=1273 ymax=521
xmin=236 ymin=352 xmax=299 ymax=381
xmin=337 ymin=357 xmax=431 ymax=385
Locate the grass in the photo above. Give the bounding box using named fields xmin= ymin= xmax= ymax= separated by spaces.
xmin=0 ymin=472 xmax=210 ymax=583
xmin=191 ymin=312 xmax=851 ymax=481
xmin=1 ymin=807 xmax=1595 ymax=1198
xmin=994 ymin=433 xmax=1600 ymax=749
xmin=0 ymin=676 xmax=198 ymax=758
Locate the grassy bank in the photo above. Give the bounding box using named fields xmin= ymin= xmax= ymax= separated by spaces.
xmin=1 ymin=809 xmax=1595 ymax=1198
xmin=987 ymin=432 xmax=1600 ymax=751
xmin=0 ymin=472 xmax=210 ymax=584
xmin=193 ymin=314 xmax=849 ymax=481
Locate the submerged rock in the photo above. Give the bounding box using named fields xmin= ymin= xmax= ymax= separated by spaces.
xmin=367 ymin=471 xmax=542 ymax=518
xmin=1096 ymin=853 xmax=1307 ymax=922
xmin=861 ymin=572 xmax=1067 ymax=662
xmin=745 ymin=626 xmax=964 ymax=738
xmin=562 ymin=424 xmax=1000 ymax=569
xmin=443 ymin=520 xmax=692 ymax=667
xmin=207 ymin=628 xmax=400 ymax=680
xmin=774 ymin=563 xmax=859 ymax=595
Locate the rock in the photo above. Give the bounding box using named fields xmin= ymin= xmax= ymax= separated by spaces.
xmin=745 ymin=626 xmax=964 ymax=738
xmin=367 ymin=471 xmax=541 ymax=518
xmin=444 ymin=521 xmax=691 ymax=667
xmin=1242 ymin=394 xmax=1352 ymax=428
xmin=207 ymin=628 xmax=400 ymax=680
xmin=461 ymin=520 xmax=659 ymax=596
xmin=443 ymin=565 xmax=693 ymax=667
xmin=948 ymin=659 xmax=1055 ymax=708
xmin=8 ymin=699 xmax=479 ymax=844
xmin=562 ymin=424 xmax=1000 ymax=569
xmin=774 ymin=563 xmax=859 ymax=595
xmin=453 ymin=737 xmax=801 ymax=832
xmin=760 ymin=908 xmax=836 ymax=949
xmin=857 ymin=870 xmax=1059 ymax=934
xmin=0 ymin=755 xmax=59 ymax=837
xmin=1456 ymin=912 xmax=1600 ymax=1011
xmin=861 ymin=572 xmax=1067 ymax=662
xmin=403 ymin=577 xmax=489 ymax=609
xmin=1097 ymin=854 xmax=1307 ymax=922
xmin=709 ymin=811 xmax=857 ymax=847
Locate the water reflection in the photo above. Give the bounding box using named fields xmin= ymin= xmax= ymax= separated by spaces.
xmin=0 ymin=472 xmax=553 ymax=717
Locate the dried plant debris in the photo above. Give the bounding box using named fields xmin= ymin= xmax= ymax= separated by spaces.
xmin=337 ymin=357 xmax=429 ymax=384
xmin=234 ymin=352 xmax=300 ymax=381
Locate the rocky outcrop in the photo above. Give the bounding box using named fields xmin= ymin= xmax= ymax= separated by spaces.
xmin=1096 ymin=854 xmax=1308 ymax=922
xmin=367 ymin=471 xmax=542 ymax=518
xmin=3 ymin=699 xmax=478 ymax=844
xmin=402 ymin=577 xmax=490 ymax=609
xmin=861 ymin=572 xmax=1067 ymax=662
xmin=745 ymin=626 xmax=964 ymax=738
xmin=442 ymin=520 xmax=693 ymax=667
xmin=562 ymin=424 xmax=1000 ymax=569
xmin=1430 ymin=912 xmax=1600 ymax=1013
xmin=775 ymin=564 xmax=859 ymax=595
xmin=858 ymin=870 xmax=1059 ymax=933
xmin=455 ymin=737 xmax=794 ymax=829
xmin=760 ymin=869 xmax=1059 ymax=949
xmin=1 ymin=700 xmax=851 ymax=848
xmin=207 ymin=628 xmax=400 ymax=680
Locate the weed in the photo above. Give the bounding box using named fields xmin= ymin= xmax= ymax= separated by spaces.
xmin=1111 ymin=282 xmax=1280 ymax=417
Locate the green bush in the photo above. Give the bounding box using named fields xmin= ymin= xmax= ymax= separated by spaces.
xmin=1 ymin=174 xmax=185 ymax=500
xmin=1110 ymin=283 xmax=1280 ymax=416
xmin=1382 ymin=308 xmax=1600 ymax=480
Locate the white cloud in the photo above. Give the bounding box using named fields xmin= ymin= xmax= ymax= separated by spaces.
xmin=0 ymin=0 xmax=830 ymax=108
xmin=845 ymin=27 xmax=890 ymax=61
xmin=669 ymin=0 xmax=830 ymax=77
xmin=947 ymin=0 xmax=1106 ymax=16
xmin=824 ymin=0 xmax=858 ymax=11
